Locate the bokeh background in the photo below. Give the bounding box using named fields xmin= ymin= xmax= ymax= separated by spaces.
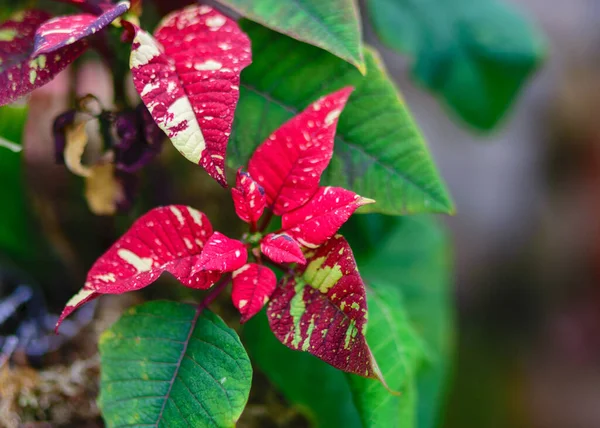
xmin=366 ymin=0 xmax=600 ymax=426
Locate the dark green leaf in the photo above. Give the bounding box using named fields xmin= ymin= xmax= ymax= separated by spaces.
xmin=347 ymin=285 xmax=425 ymax=427
xmin=99 ymin=301 xmax=252 ymax=428
xmin=230 ymin=21 xmax=453 ymax=215
xmin=366 ymin=0 xmax=546 ymax=129
xmin=355 ymin=215 xmax=454 ymax=428
xmin=214 ymin=0 xmax=365 ymax=72
xmin=0 ymin=104 xmax=38 ymax=259
xmin=243 ymin=310 xmax=362 ymax=428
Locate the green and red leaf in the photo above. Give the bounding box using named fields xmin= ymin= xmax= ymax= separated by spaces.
xmin=282 ymin=186 xmax=374 ymax=248
xmin=267 ymin=235 xmax=384 ymax=381
xmin=232 ymin=263 xmax=276 ymax=323
xmin=260 ymin=233 xmax=306 ymax=265
xmin=32 ymin=1 xmax=130 ymax=56
xmin=231 ymin=169 xmax=266 ymax=225
xmin=0 ymin=10 xmax=86 ymax=106
xmin=196 ymin=231 xmax=247 ymax=272
xmin=247 ymin=87 xmax=353 ymax=215
xmin=57 ymin=205 xmax=219 ymax=330
xmin=129 ymin=4 xmax=252 ymax=186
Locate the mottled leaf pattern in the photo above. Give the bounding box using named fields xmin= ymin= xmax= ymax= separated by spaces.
xmin=230 ymin=22 xmax=453 ymax=215
xmin=57 ymin=205 xmax=219 ymax=329
xmin=232 ymin=263 xmax=277 ymax=323
xmin=247 ymin=87 xmax=353 ymax=215
xmin=129 ymin=5 xmax=251 ymax=186
xmin=99 ymin=301 xmax=252 ymax=427
xmin=32 ymin=1 xmax=130 ymax=56
xmin=282 ymin=186 xmax=374 ymax=248
xmin=231 ymin=169 xmax=266 ymax=225
xmin=196 ymin=231 xmax=247 ymax=272
xmin=0 ymin=10 xmax=86 ymax=106
xmin=260 ymin=233 xmax=306 ymax=265
xmin=213 ymin=0 xmax=364 ymax=72
xmin=267 ymin=235 xmax=383 ymax=381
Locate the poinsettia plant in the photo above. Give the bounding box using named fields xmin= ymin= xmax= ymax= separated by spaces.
xmin=0 ymin=0 xmax=544 ymax=425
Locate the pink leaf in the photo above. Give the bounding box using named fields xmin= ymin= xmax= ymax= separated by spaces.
xmin=282 ymin=186 xmax=375 ymax=248
xmin=57 ymin=205 xmax=219 ymax=330
xmin=196 ymin=231 xmax=247 ymax=272
xmin=128 ymin=5 xmax=252 ymax=186
xmin=0 ymin=10 xmax=87 ymax=106
xmin=247 ymin=87 xmax=353 ymax=215
xmin=260 ymin=233 xmax=306 ymax=265
xmin=232 ymin=263 xmax=276 ymax=323
xmin=231 ymin=168 xmax=266 ymax=225
xmin=267 ymin=235 xmax=384 ymax=381
xmin=32 ymin=1 xmax=130 ymax=56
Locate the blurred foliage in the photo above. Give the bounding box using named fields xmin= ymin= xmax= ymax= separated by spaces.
xmin=366 ymin=0 xmax=546 ymax=130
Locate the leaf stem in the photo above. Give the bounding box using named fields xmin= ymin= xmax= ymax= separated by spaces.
xmin=198 ymin=273 xmax=231 ymax=311
xmin=258 ymin=210 xmax=274 ymax=233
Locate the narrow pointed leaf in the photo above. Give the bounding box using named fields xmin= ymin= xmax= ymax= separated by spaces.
xmin=366 ymin=0 xmax=545 ymax=129
xmin=32 ymin=1 xmax=130 ymax=56
xmin=247 ymin=87 xmax=353 ymax=215
xmin=213 ymin=0 xmax=364 ymax=73
xmin=57 ymin=205 xmax=219 ymax=329
xmin=267 ymin=235 xmax=383 ymax=380
xmin=196 ymin=231 xmax=247 ymax=272
xmin=99 ymin=301 xmax=252 ymax=427
xmin=231 ymin=168 xmax=266 ymax=224
xmin=232 ymin=263 xmax=276 ymax=323
xmin=229 ymin=22 xmax=453 ymax=215
xmin=260 ymin=232 xmax=305 ymax=265
xmin=0 ymin=10 xmax=87 ymax=106
xmin=129 ymin=5 xmax=252 ymax=186
xmin=282 ymin=186 xmax=374 ymax=248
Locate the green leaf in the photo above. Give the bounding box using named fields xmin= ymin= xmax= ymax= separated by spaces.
xmin=230 ymin=21 xmax=453 ymax=215
xmin=347 ymin=285 xmax=425 ymax=427
xmin=354 ymin=215 xmax=454 ymax=428
xmin=98 ymin=301 xmax=252 ymax=428
xmin=0 ymin=104 xmax=37 ymax=259
xmin=243 ymin=310 xmax=362 ymax=428
xmin=366 ymin=0 xmax=545 ymax=129
xmin=214 ymin=0 xmax=365 ymax=73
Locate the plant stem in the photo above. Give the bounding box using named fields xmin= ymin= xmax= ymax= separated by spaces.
xmin=258 ymin=210 xmax=274 ymax=233
xmin=198 ymin=273 xmax=231 ymax=311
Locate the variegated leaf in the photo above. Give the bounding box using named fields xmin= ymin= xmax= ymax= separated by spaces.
xmin=232 ymin=263 xmax=277 ymax=323
xmin=57 ymin=205 xmax=219 ymax=330
xmin=0 ymin=10 xmax=87 ymax=106
xmin=231 ymin=168 xmax=266 ymax=225
xmin=260 ymin=233 xmax=306 ymax=265
xmin=196 ymin=231 xmax=247 ymax=272
xmin=32 ymin=1 xmax=130 ymax=56
xmin=282 ymin=186 xmax=374 ymax=248
xmin=129 ymin=5 xmax=251 ymax=186
xmin=248 ymin=87 xmax=353 ymax=215
xmin=267 ymin=235 xmax=384 ymax=381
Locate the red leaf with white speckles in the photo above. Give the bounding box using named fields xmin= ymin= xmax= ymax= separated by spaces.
xmin=260 ymin=233 xmax=306 ymax=265
xmin=231 ymin=168 xmax=266 ymax=225
xmin=247 ymin=87 xmax=353 ymax=215
xmin=196 ymin=231 xmax=247 ymax=272
xmin=232 ymin=263 xmax=276 ymax=323
xmin=128 ymin=4 xmax=251 ymax=186
xmin=32 ymin=1 xmax=130 ymax=56
xmin=57 ymin=205 xmax=219 ymax=330
xmin=267 ymin=235 xmax=385 ymax=381
xmin=282 ymin=186 xmax=375 ymax=248
xmin=0 ymin=10 xmax=87 ymax=106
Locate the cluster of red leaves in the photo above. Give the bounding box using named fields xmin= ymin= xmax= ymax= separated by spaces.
xmin=57 ymin=87 xmax=383 ymax=381
xmin=0 ymin=1 xmax=130 ymax=106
